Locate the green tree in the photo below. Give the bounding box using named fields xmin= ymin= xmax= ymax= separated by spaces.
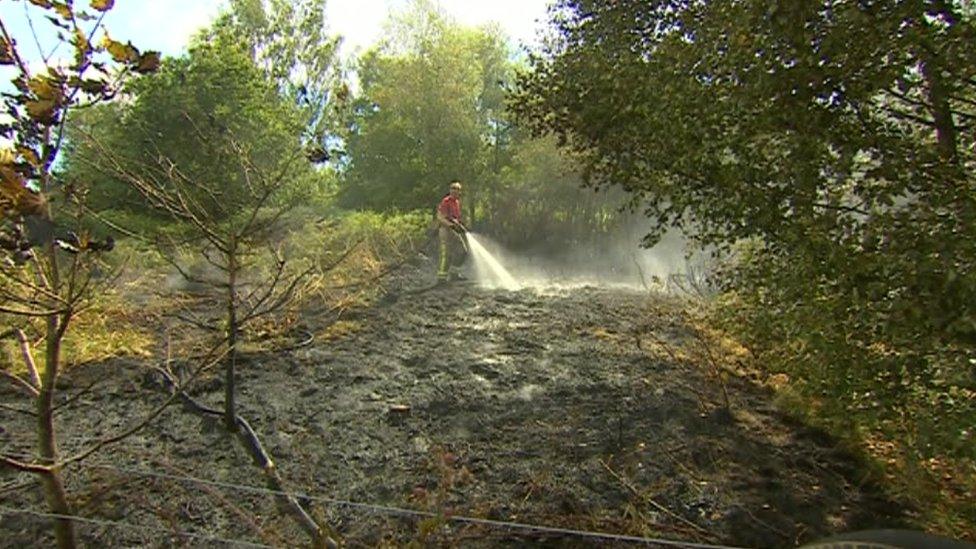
xmin=65 ymin=27 xmax=318 ymax=220
xmin=66 ymin=23 xmax=339 ymax=549
xmin=211 ymin=0 xmax=348 ymax=156
xmin=495 ymin=134 xmax=626 ymax=249
xmin=338 ymin=1 xmax=498 ymax=215
xmin=515 ymin=0 xmax=976 ymax=494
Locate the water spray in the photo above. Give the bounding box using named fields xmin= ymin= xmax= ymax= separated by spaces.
xmin=465 ymin=233 xmax=520 ymax=290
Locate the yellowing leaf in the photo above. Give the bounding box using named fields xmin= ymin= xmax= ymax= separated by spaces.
xmin=28 ymin=75 xmax=63 ymax=102
xmin=90 ymin=0 xmax=115 ymax=11
xmin=0 ymin=38 xmax=14 ymax=65
xmin=28 ymin=0 xmax=53 ymax=8
xmin=16 ymin=147 xmax=41 ymax=168
xmin=53 ymin=2 xmax=72 ymax=19
xmin=133 ymin=51 xmax=161 ymax=74
xmin=0 ymin=166 xmax=28 ymax=205
xmin=101 ymin=36 xmax=138 ymax=63
xmin=72 ymin=28 xmax=90 ymax=52
xmin=25 ymin=99 xmax=58 ymax=124
xmin=74 ymin=77 xmax=108 ymax=95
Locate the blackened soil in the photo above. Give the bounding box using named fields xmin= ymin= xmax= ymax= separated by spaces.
xmin=0 ymin=274 xmax=908 ymax=548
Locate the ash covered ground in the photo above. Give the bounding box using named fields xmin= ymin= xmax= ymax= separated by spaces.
xmin=0 ymin=262 xmax=907 ymax=548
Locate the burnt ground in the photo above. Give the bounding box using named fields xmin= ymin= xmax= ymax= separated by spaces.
xmin=0 ymin=265 xmax=909 ymax=548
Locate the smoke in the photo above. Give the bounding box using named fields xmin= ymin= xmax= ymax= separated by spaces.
xmin=464 ymin=222 xmax=711 ymax=293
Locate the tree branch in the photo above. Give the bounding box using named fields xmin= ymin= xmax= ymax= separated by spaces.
xmin=0 ymin=402 xmax=37 ymax=417
xmin=0 ymin=304 xmax=66 ymax=317
xmin=0 ymin=364 xmax=40 ymax=400
xmin=59 ymin=342 xmax=229 ymax=468
xmin=0 ymin=455 xmax=51 ymax=475
xmin=811 ymin=202 xmax=870 ymax=216
xmin=1 ymin=328 xmax=41 ymax=389
xmin=153 ymin=367 xmax=337 ymax=549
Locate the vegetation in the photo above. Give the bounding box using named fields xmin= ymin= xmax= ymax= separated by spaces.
xmin=338 ymin=0 xmax=630 ymax=250
xmin=515 ymin=0 xmax=976 ymax=535
xmin=2 ymin=0 xmax=974 ymax=544
xmin=0 ymin=1 xmax=170 ymax=546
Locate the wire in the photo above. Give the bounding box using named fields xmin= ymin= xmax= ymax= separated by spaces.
xmin=2 ymin=452 xmax=746 ymax=548
xmin=0 ymin=505 xmax=273 ymax=548
xmin=84 ymin=462 xmax=745 ymax=549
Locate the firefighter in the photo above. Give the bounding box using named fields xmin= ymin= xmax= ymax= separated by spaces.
xmin=435 ymin=180 xmax=467 ymax=283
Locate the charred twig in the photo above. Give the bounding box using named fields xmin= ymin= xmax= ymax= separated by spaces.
xmin=0 ymin=478 xmax=38 ymax=498
xmin=165 ymin=311 xmax=219 ymax=333
xmin=598 ymin=458 xmax=715 ymax=540
xmin=0 ymin=402 xmax=37 ymax=416
xmin=0 ymin=454 xmax=52 ymax=474
xmin=154 ymin=458 xmax=285 ymax=548
xmin=52 ymin=378 xmax=101 ymax=415
xmin=0 ymin=368 xmax=39 ymax=398
xmin=58 ymin=341 xmax=228 ymax=469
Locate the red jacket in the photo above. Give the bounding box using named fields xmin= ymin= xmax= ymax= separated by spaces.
xmin=438 ymin=194 xmax=461 ymax=224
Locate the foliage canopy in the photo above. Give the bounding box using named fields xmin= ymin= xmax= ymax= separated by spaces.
xmin=514 ymin=0 xmax=976 ymax=477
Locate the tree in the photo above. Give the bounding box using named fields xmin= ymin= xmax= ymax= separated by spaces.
xmin=338 ymin=1 xmax=493 ymax=213
xmin=65 ymin=27 xmax=319 ymax=218
xmin=494 ymin=134 xmax=627 ymax=249
xmin=517 ymin=0 xmax=975 ymax=245
xmin=0 ymin=2 xmax=166 ymax=547
xmin=515 ymin=0 xmax=976 ymax=460
xmin=69 ymin=29 xmax=339 ymax=547
xmin=213 ymin=0 xmax=348 ymax=159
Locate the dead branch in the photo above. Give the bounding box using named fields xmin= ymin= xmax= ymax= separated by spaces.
xmin=0 ymin=402 xmax=37 ymax=416
xmin=154 ymin=367 xmax=338 ymax=549
xmin=1 ymin=327 xmax=42 ymax=388
xmin=239 ymin=247 xmax=289 ymax=308
xmin=0 ymin=369 xmax=39 ymax=397
xmin=238 ymin=265 xmax=315 ymax=327
xmin=0 ymin=266 xmax=66 ymax=305
xmin=598 ymin=458 xmax=714 ymax=540
xmin=0 ymin=304 xmax=68 ymax=317
xmin=200 ymin=245 xmax=233 ymax=274
xmin=153 ymin=248 xmax=228 ymax=290
xmin=52 ymin=378 xmax=101 ymax=415
xmin=164 ymin=311 xmax=219 ymax=332
xmin=58 ymin=342 xmax=229 ymax=468
xmin=0 ymin=454 xmax=52 ymax=474
xmin=78 ymin=205 xmax=151 ymax=242
xmin=0 ymin=479 xmax=38 ymax=498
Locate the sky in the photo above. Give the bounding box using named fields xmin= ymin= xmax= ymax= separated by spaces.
xmin=0 ymin=0 xmax=554 ymax=64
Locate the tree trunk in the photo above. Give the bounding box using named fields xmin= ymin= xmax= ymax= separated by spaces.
xmin=38 ymin=314 xmax=77 ymax=549
xmin=225 ymin=246 xmax=239 ymax=431
xmin=920 ymin=52 xmax=958 ymax=164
